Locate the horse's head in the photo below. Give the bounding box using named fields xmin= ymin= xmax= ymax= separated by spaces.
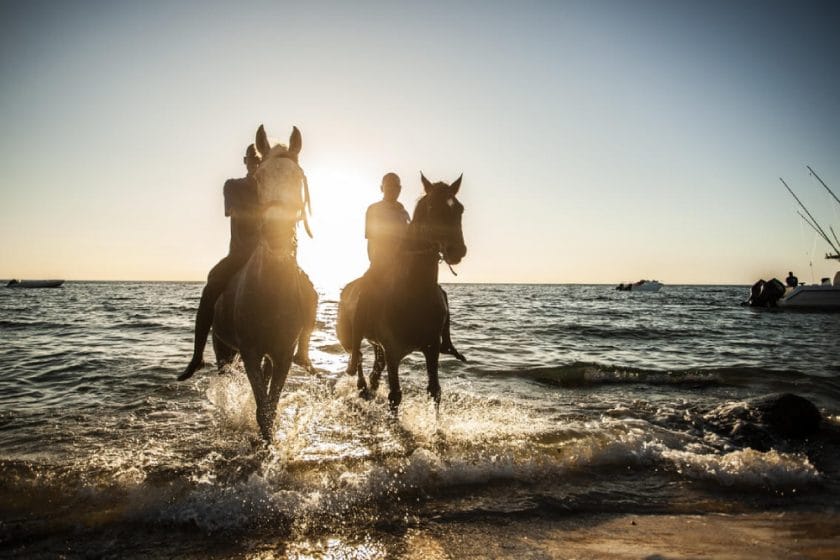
xmin=413 ymin=173 xmax=467 ymax=265
xmin=252 ymin=125 xmax=311 ymax=242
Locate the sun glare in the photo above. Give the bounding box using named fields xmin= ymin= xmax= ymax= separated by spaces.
xmin=296 ymin=165 xmax=372 ymax=294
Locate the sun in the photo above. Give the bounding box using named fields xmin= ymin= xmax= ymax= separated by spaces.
xmin=295 ymin=164 xmax=372 ymax=294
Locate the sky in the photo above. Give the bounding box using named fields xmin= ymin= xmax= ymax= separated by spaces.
xmin=1 ymin=0 xmax=839 ymax=287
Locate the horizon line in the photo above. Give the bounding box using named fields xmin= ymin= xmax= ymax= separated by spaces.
xmin=2 ymin=278 xmax=756 ymax=287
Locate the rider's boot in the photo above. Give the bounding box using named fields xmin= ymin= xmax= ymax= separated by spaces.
xmin=440 ymin=310 xmax=467 ymax=362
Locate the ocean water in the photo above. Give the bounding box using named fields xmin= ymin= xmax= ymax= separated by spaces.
xmin=1 ymin=282 xmax=839 ymax=557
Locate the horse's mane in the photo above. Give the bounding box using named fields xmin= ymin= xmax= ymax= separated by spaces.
xmin=254 ymin=145 xmax=312 ymax=236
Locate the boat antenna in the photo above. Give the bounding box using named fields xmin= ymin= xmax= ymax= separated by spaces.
xmin=807 ymin=165 xmax=840 ymax=208
xmin=781 ymin=177 xmax=840 ymax=257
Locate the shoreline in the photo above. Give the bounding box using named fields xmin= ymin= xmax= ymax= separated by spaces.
xmin=402 ymin=511 xmax=840 ymax=560
xmin=4 ymin=510 xmax=839 ymax=559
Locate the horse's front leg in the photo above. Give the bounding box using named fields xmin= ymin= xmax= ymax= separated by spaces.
xmin=369 ymin=343 xmax=385 ymax=392
xmin=266 ymin=353 xmax=292 ymax=427
xmin=422 ymin=344 xmax=442 ymax=409
xmin=242 ymin=354 xmax=272 ymax=441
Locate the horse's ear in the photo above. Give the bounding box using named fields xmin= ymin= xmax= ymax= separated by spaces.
xmin=421 ymin=172 xmax=433 ymax=193
xmin=450 ymin=173 xmax=463 ymax=195
xmin=289 ymin=126 xmax=302 ymax=156
xmin=255 ymin=124 xmax=271 ymax=158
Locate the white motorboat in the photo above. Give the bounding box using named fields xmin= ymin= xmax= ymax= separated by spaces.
xmin=769 ymin=167 xmax=840 ymax=311
xmin=631 ymin=280 xmax=662 ymax=292
xmin=779 ymin=274 xmax=840 ymax=310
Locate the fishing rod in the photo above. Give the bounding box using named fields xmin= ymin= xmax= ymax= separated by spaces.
xmin=797 ymin=210 xmax=834 ymax=247
xmin=781 ymin=177 xmax=840 ymax=255
xmin=805 ymin=167 xmax=840 ymax=259
xmin=807 ymin=165 xmax=840 ymax=207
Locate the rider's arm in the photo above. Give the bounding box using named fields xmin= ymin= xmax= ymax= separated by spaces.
xmin=223 ymin=180 xmax=235 ymax=217
xmin=365 ymin=205 xmax=374 ymax=239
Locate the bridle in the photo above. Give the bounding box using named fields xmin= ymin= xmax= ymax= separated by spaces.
xmin=407 ymin=196 xmax=463 ymax=274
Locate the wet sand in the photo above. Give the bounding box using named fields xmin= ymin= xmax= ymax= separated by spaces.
xmin=396 ymin=511 xmax=840 ymax=560
xmin=4 ymin=511 xmax=839 ymax=559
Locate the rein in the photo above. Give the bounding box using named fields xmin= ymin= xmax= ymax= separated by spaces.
xmin=405 ymin=211 xmax=460 ymax=276
xmin=401 ymin=239 xmax=458 ymax=275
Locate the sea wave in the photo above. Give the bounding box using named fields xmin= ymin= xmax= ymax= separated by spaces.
xmin=488 ymin=362 xmax=840 ymax=396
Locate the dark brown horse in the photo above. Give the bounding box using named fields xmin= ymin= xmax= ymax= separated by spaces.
xmin=336 ymin=173 xmax=466 ymax=412
xmin=212 ymin=125 xmax=318 ymax=440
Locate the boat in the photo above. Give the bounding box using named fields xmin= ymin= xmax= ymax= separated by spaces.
xmin=616 ymin=280 xmax=662 ymax=292
xmin=779 ymin=273 xmax=840 ymax=310
xmin=5 ymin=279 xmax=65 ymax=288
xmin=631 ymin=279 xmax=662 ymax=292
xmin=746 ymin=167 xmax=840 ymax=311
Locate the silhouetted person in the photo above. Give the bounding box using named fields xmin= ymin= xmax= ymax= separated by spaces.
xmin=785 ymin=271 xmax=799 ymax=288
xmin=365 ymin=172 xmax=410 ymax=277
xmin=180 ymin=144 xmax=262 ymax=380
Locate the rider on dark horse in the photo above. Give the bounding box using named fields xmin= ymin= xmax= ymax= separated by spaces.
xmin=359 ymin=172 xmax=465 ymax=364
xmin=179 ymin=144 xmax=263 ymax=380
xmin=365 ymin=172 xmax=411 ymax=276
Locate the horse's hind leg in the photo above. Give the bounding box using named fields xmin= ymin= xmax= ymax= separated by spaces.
xmin=356 ymin=353 xmax=370 ymax=400
xmin=346 ymin=291 xmax=370 ymax=376
xmin=347 ymin=332 xmax=363 ymax=377
xmin=212 ymin=332 xmax=238 ymax=372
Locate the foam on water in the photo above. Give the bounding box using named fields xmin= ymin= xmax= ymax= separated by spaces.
xmin=81 ymin=370 xmax=816 ymax=532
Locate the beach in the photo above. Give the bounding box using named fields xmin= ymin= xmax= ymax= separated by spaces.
xmin=5 ymin=511 xmax=839 ymax=558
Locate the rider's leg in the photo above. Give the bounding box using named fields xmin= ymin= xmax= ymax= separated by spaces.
xmin=293 ymin=269 xmax=317 ymax=372
xmin=439 ymin=286 xmax=467 ymax=362
xmin=179 ymin=256 xmax=238 ymax=380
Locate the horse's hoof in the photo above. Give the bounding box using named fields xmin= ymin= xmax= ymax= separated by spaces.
xmin=177 ymin=358 xmax=205 ymax=381
xmin=293 ymin=354 xmax=313 ymax=372
xmin=388 ymin=391 xmax=402 ymax=414
xmin=359 ymin=388 xmax=372 ymax=401
xmin=345 ymin=361 xmax=358 ymax=376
